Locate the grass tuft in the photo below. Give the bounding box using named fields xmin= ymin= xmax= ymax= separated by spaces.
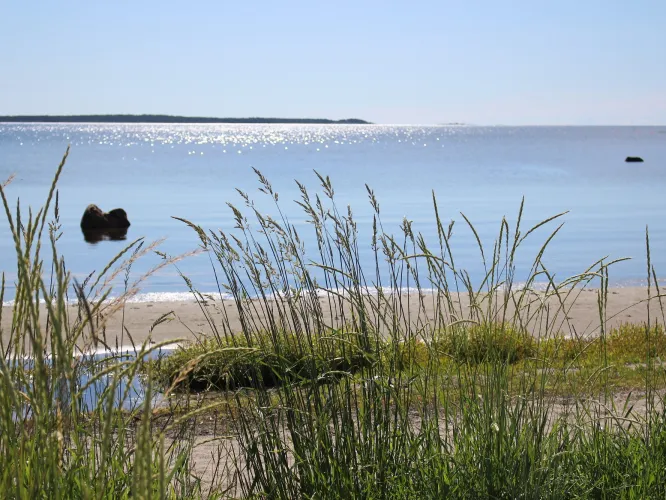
xmin=153 ymin=329 xmax=374 ymax=392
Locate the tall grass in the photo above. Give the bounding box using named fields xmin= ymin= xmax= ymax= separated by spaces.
xmin=2 ymin=153 xmax=666 ymax=498
xmin=167 ymin=169 xmax=666 ymax=498
xmin=0 ymin=150 xmax=212 ymax=498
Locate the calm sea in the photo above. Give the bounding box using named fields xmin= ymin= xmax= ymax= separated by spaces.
xmin=1 ymin=123 xmax=665 ymax=302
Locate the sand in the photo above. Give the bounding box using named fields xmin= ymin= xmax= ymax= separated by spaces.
xmin=2 ymin=286 xmax=664 ymax=351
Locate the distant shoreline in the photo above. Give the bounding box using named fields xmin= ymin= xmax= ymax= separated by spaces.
xmin=0 ymin=114 xmax=372 ymax=125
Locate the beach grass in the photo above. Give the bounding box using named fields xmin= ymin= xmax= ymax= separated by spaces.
xmin=2 ymin=152 xmax=666 ymax=498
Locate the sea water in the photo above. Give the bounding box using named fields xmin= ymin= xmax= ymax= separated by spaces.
xmin=1 ymin=123 xmax=665 ymax=302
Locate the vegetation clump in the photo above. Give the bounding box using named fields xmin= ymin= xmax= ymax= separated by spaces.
xmin=154 ymin=329 xmax=375 ymax=392
xmin=436 ymin=322 xmax=537 ymax=364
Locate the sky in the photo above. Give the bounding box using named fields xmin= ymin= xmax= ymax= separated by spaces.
xmin=1 ymin=0 xmax=664 ymax=125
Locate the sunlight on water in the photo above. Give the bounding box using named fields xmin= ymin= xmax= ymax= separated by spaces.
xmin=5 ymin=123 xmax=473 ymax=152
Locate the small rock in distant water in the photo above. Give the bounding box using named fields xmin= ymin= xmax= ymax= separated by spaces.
xmin=625 ymin=156 xmax=644 ymax=163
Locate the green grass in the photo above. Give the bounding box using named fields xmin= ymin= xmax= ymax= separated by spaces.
xmin=156 ymin=321 xmax=666 ymax=397
xmin=0 ymin=150 xmax=207 ymax=498
xmin=3 ymin=152 xmax=666 ymax=498
xmin=153 ymin=329 xmax=375 ymax=392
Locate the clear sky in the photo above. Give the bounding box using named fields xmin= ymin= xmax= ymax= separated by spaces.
xmin=1 ymin=0 xmax=664 ymax=124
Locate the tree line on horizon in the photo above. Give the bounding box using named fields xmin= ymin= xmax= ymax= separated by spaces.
xmin=0 ymin=114 xmax=371 ymax=124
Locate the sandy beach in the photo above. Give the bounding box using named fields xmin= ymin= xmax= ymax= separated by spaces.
xmin=2 ymin=287 xmax=664 ymax=352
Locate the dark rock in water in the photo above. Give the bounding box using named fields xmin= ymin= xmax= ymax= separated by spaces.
xmin=625 ymin=156 xmax=644 ymax=163
xmin=80 ymin=204 xmax=131 ymax=230
xmin=82 ymin=227 xmax=128 ymax=244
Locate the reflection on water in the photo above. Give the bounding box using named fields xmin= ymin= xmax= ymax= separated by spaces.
xmin=16 ymin=346 xmax=176 ymax=418
xmin=82 ymin=227 xmax=128 ymax=244
xmin=73 ymin=347 xmax=168 ymax=410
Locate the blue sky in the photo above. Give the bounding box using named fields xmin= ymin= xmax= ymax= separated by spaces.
xmin=1 ymin=0 xmax=664 ymax=124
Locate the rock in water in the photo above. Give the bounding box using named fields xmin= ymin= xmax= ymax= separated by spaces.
xmin=80 ymin=204 xmax=131 ymax=229
xmin=625 ymin=156 xmax=644 ymax=163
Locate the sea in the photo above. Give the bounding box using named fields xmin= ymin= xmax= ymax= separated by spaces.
xmin=1 ymin=123 xmax=665 ymax=303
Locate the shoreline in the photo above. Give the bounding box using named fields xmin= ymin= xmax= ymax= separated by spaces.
xmin=3 ymin=281 xmax=665 ymax=307
xmin=2 ymin=286 xmax=664 ymax=352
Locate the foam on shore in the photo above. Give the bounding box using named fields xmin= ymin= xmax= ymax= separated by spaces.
xmin=3 ymin=279 xmax=664 ymax=308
